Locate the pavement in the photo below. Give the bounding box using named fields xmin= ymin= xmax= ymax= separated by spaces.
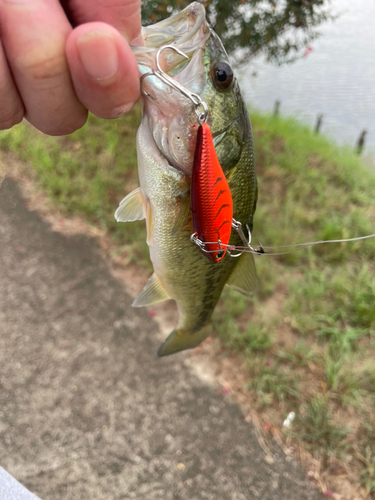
xmin=0 ymin=177 xmax=322 ymax=500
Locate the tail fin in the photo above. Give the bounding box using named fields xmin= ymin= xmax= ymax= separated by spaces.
xmin=157 ymin=324 xmax=212 ymax=357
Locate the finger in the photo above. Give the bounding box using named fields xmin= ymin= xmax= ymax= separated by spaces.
xmin=62 ymin=0 xmax=142 ymax=43
xmin=0 ymin=41 xmax=24 ymax=130
xmin=0 ymin=0 xmax=87 ymax=135
xmin=66 ymin=22 xmax=139 ymax=120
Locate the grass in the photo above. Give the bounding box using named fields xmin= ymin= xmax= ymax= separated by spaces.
xmin=1 ymin=109 xmax=375 ymax=498
xmin=0 ymin=107 xmax=149 ymax=267
xmin=213 ymin=112 xmax=375 ymax=498
xmin=292 ymin=395 xmax=349 ymax=459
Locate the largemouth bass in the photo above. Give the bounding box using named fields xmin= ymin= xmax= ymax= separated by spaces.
xmin=116 ymin=2 xmax=258 ymax=356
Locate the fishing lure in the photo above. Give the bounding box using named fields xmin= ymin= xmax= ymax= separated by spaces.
xmin=191 ymin=122 xmax=233 ymax=262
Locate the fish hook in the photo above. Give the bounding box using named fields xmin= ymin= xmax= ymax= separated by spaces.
xmin=227 ymin=219 xmax=264 ymax=257
xmin=190 ymin=219 xmax=265 ymax=259
xmin=140 ymin=45 xmax=209 ymax=125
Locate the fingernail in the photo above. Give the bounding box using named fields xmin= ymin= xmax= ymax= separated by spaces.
xmin=77 ymin=31 xmax=118 ymax=82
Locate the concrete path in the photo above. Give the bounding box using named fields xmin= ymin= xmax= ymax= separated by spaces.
xmin=0 ymin=178 xmax=322 ymax=500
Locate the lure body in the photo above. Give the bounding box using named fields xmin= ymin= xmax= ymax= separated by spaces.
xmin=191 ymin=122 xmax=233 ymax=262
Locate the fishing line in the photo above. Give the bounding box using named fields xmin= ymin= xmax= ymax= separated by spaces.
xmin=191 ymin=219 xmax=375 ymax=258
xmin=236 ymin=233 xmax=375 ymax=252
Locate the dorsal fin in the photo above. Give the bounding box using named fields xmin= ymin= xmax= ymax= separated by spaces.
xmin=227 ymin=252 xmax=258 ymax=297
xmin=132 ymin=273 xmax=170 ymax=308
xmin=115 ymin=187 xmax=145 ymax=222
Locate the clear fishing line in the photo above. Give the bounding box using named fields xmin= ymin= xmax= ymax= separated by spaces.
xmin=191 ymin=219 xmax=375 ymax=258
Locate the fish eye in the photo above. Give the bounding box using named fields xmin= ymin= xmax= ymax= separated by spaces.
xmin=212 ymin=61 xmax=234 ymax=90
xmin=216 ymin=250 xmax=225 ymax=259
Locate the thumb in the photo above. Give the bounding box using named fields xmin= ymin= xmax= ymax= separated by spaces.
xmin=62 ymin=0 xmax=142 ymax=43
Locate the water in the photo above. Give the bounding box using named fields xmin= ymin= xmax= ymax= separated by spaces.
xmin=240 ymin=0 xmax=375 ymax=153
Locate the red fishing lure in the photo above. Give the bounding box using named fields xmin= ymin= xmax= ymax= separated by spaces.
xmin=191 ymin=122 xmax=233 ymax=262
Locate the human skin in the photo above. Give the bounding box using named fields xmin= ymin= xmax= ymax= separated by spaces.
xmin=0 ymin=0 xmax=141 ymax=135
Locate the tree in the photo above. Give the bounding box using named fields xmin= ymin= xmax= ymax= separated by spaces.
xmin=141 ymin=0 xmax=333 ymax=65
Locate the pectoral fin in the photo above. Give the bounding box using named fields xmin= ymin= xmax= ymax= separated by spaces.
xmin=115 ymin=187 xmax=145 ymax=222
xmin=132 ymin=273 xmax=170 ymax=308
xmin=227 ymin=252 xmax=258 ymax=297
xmin=172 ymin=190 xmax=191 ymax=235
xmin=157 ymin=324 xmax=212 ymax=357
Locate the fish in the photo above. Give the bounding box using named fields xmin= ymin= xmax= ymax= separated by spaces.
xmin=115 ymin=2 xmax=258 ymax=357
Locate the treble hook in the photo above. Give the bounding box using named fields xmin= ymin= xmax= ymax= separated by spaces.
xmin=227 ymin=219 xmax=262 ymax=257
xmin=140 ymin=45 xmax=209 ymax=125
xmin=190 ymin=219 xmax=265 ymax=259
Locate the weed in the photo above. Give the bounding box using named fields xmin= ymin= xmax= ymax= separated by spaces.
xmin=246 ymin=361 xmax=300 ymax=409
xmin=357 ymin=416 xmax=375 ymax=497
xmin=360 ymin=447 xmax=375 ymax=497
xmin=227 ymin=323 xmax=273 ymax=354
xmin=290 ymin=396 xmax=348 ymax=462
xmin=276 ymin=341 xmax=320 ymax=366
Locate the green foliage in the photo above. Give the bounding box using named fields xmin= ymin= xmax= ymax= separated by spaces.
xmin=291 ymin=396 xmax=348 ymax=460
xmin=246 ymin=359 xmax=300 ymax=409
xmin=276 ymin=341 xmax=320 ymax=366
xmin=141 ymin=0 xmax=333 ymax=65
xmin=359 ymin=417 xmax=375 ymax=496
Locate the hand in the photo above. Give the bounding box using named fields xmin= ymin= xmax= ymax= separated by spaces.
xmin=0 ymin=0 xmax=141 ymax=135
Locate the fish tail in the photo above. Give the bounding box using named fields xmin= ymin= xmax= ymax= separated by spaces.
xmin=157 ymin=323 xmax=212 ymax=357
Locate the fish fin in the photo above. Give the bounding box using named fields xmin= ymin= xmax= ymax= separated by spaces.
xmin=157 ymin=324 xmax=212 ymax=357
xmin=115 ymin=187 xmax=145 ymax=222
xmin=132 ymin=273 xmax=170 ymax=308
xmin=227 ymin=252 xmax=258 ymax=297
xmin=172 ymin=190 xmax=191 ymax=235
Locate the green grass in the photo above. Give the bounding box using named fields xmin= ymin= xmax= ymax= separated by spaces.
xmin=359 ymin=415 xmax=375 ymax=496
xmin=0 ymin=107 xmax=149 ymax=266
xmin=290 ymin=395 xmax=349 ymax=463
xmin=1 ymin=109 xmax=375 ymax=497
xmin=214 ymin=112 xmax=375 ymax=495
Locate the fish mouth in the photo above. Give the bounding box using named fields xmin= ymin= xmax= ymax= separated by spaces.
xmin=141 ymin=2 xmax=206 ymax=50
xmin=132 ymin=2 xmax=210 ymax=75
xmin=133 ymin=3 xmax=213 ymax=176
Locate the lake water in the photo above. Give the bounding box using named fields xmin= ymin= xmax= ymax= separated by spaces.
xmin=239 ymin=0 xmax=375 ymax=154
